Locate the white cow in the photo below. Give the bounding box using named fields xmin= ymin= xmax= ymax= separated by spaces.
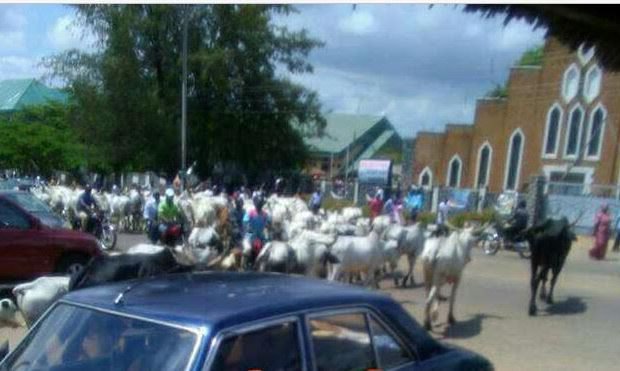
xmin=421 ymin=224 xmax=484 ymax=330
xmin=328 ymin=219 xmax=390 ymax=288
xmin=289 ymin=230 xmax=336 ymax=277
xmin=255 ymin=241 xmax=296 ymax=273
xmin=11 ymin=276 xmax=70 ymax=327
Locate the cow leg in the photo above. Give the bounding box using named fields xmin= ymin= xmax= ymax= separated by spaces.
xmin=547 ymin=265 xmax=561 ymax=305
xmin=402 ymin=253 xmax=415 ymax=288
xmin=538 ymin=267 xmax=549 ymax=300
xmin=424 ymin=285 xmax=438 ymax=331
xmin=529 ymin=264 xmax=540 ymax=316
xmin=447 ymin=279 xmax=460 ymax=325
xmin=390 ymin=260 xmax=399 ymax=287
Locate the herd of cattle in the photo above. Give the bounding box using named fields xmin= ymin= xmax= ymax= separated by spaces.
xmin=0 ymin=185 xmax=580 ymax=333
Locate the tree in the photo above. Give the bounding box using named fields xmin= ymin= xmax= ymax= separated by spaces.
xmin=485 ymin=83 xmax=508 ymax=99
xmin=517 ymin=45 xmax=544 ymax=66
xmin=44 ymin=5 xmax=325 ymax=180
xmin=0 ymin=104 xmax=86 ymax=176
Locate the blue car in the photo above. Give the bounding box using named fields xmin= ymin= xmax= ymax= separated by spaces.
xmin=0 ymin=272 xmax=492 ymax=370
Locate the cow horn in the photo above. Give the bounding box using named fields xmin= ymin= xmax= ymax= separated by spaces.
xmin=473 ymin=222 xmax=491 ymax=235
xmin=570 ymin=210 xmax=586 ymax=228
xmin=444 ymin=220 xmax=459 ymax=231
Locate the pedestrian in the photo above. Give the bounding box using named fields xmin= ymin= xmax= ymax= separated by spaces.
xmin=612 ymin=213 xmax=620 ymax=253
xmin=404 ymin=186 xmax=424 ymax=224
xmin=436 ymin=197 xmax=450 ymax=235
xmin=368 ymin=191 xmax=384 ymax=222
xmin=309 ymin=188 xmax=322 ymax=215
xmin=590 ymin=204 xmax=612 ymax=260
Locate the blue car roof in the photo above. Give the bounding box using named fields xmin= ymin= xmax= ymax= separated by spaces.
xmin=62 ymin=272 xmax=396 ymax=331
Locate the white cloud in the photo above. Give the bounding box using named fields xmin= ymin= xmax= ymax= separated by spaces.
xmin=338 ymin=10 xmax=378 ymax=35
xmin=47 ymin=14 xmax=95 ymax=51
xmin=0 ymin=56 xmax=44 ymax=80
xmin=0 ymin=7 xmax=27 ymax=52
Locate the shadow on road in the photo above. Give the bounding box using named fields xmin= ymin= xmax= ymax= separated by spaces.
xmin=440 ymin=313 xmax=503 ymax=339
xmin=544 ymin=296 xmax=587 ymax=316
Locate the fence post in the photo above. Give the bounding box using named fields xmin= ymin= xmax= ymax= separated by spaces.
xmin=353 ymin=181 xmax=359 ymax=205
xmin=527 ymin=175 xmax=546 ymax=226
xmin=431 ymin=186 xmax=439 ymax=213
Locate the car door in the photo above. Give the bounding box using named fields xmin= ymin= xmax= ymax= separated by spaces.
xmin=305 ymin=308 xmax=417 ymax=371
xmin=0 ymin=200 xmax=49 ymax=281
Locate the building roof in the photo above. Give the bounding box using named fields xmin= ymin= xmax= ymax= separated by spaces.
xmin=0 ymin=79 xmax=68 ymax=112
xmin=346 ymin=129 xmax=396 ymax=173
xmin=62 ymin=271 xmax=393 ymax=331
xmin=305 ymin=113 xmax=385 ymax=154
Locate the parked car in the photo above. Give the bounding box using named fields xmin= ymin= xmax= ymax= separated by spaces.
xmin=0 ymin=272 xmax=493 ymax=370
xmin=0 ymin=191 xmax=103 ymax=286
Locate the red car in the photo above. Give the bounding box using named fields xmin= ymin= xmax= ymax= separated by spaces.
xmin=0 ymin=191 xmax=102 ymax=287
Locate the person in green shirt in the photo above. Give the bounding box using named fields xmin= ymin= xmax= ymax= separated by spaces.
xmin=158 ymin=188 xmax=182 ymax=236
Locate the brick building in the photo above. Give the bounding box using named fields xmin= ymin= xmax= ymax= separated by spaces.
xmin=412 ymin=38 xmax=620 ymax=193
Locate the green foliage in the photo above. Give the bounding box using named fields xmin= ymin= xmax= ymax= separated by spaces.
xmin=418 ymin=211 xmax=436 ymax=225
xmin=43 ymin=4 xmax=325 ymax=179
xmin=486 ymin=83 xmax=508 ymax=99
xmin=517 ymin=45 xmax=544 ymax=66
xmin=449 ymin=208 xmax=498 ymax=228
xmin=0 ymin=104 xmax=86 ymax=176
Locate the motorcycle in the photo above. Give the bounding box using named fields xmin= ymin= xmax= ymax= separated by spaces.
xmin=241 ymin=234 xmax=265 ymax=270
xmin=70 ymin=209 xmax=117 ymax=251
xmin=159 ymin=223 xmax=185 ymax=247
xmin=479 ymin=222 xmax=531 ymax=259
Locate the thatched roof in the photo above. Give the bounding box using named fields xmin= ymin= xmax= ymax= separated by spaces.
xmin=465 ymin=5 xmax=620 ymax=71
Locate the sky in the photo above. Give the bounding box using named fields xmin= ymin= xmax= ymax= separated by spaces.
xmin=0 ymin=3 xmax=545 ymax=138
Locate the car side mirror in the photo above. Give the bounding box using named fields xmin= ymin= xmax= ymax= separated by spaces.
xmin=0 ymin=340 xmax=9 ymax=361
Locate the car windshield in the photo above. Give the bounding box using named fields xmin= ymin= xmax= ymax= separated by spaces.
xmin=4 ymin=193 xmax=50 ymax=213
xmin=1 ymin=303 xmax=198 ymax=371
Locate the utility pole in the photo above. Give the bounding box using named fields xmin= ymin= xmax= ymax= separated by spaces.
xmin=181 ymin=5 xmax=188 ymax=181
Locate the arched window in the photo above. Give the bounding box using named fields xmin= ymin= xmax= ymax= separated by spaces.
xmin=561 ymin=64 xmax=580 ymax=103
xmin=542 ymin=104 xmax=563 ymax=157
xmin=419 ymin=167 xmax=433 ymax=188
xmin=446 ymin=155 xmax=462 ymax=188
xmin=584 ymin=64 xmax=602 ymax=103
xmin=504 ymin=129 xmax=524 ymax=191
xmin=476 ymin=143 xmax=492 ymax=188
xmin=586 ymin=104 xmax=607 ymax=159
xmin=564 ymin=104 xmax=585 ymax=158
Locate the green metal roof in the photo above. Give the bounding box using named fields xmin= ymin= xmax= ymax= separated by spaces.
xmin=304 ymin=113 xmax=384 ymax=154
xmin=347 ymin=129 xmax=396 ymax=173
xmin=0 ymin=79 xmax=68 ymax=112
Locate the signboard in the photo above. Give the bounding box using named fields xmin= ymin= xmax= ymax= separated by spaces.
xmin=447 ymin=188 xmax=472 ymax=211
xmin=358 ymin=160 xmax=392 ymax=185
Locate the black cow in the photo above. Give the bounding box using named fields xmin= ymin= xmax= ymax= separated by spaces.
xmin=525 ymin=217 xmax=577 ymax=316
xmin=69 ymin=248 xmax=192 ymax=291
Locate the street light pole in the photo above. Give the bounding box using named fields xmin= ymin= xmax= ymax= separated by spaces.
xmin=181 ymin=5 xmax=188 ymax=179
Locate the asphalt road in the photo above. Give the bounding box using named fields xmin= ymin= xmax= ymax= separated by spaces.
xmin=2 ymin=234 xmax=620 ymax=370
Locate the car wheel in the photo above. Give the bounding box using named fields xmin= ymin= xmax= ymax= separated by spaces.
xmin=56 ymin=255 xmax=88 ymax=276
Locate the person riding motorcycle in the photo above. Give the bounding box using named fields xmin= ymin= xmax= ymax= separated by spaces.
xmin=77 ymin=185 xmax=99 ymax=233
xmin=143 ymin=191 xmax=161 ymax=243
xmin=242 ymin=195 xmax=270 ymax=268
xmin=502 ymin=200 xmax=529 ymax=241
xmin=157 ymin=188 xmax=183 ymax=243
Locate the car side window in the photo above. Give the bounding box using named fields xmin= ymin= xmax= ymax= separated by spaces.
xmin=210 ymin=321 xmax=302 ymax=371
xmin=0 ymin=201 xmax=30 ymax=229
xmin=309 ymin=312 xmax=377 ymax=371
xmin=368 ymin=315 xmax=415 ymax=369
